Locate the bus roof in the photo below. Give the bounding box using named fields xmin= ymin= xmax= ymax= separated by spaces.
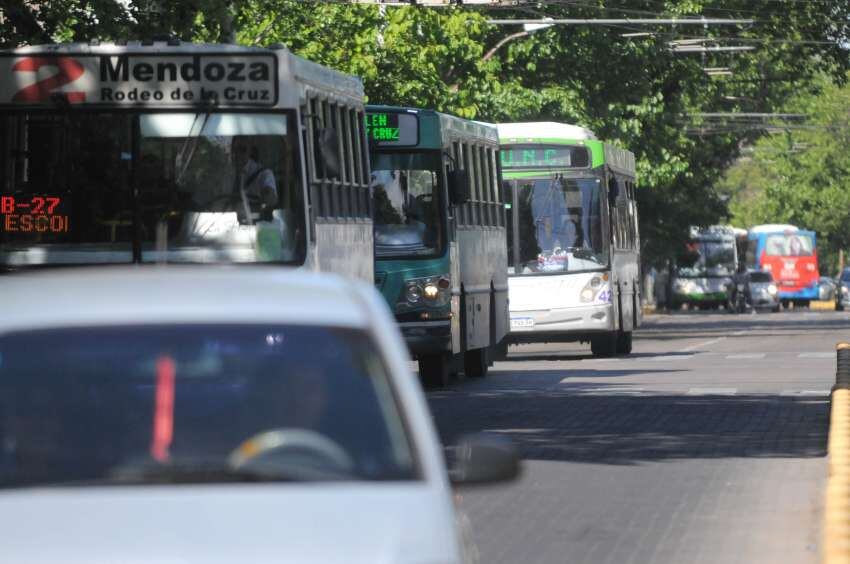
xmin=365 ymin=105 xmax=499 ymax=148
xmin=496 ymin=122 xmax=597 ymax=143
xmin=749 ymin=224 xmax=805 ymax=234
xmin=1 ymin=42 xmax=364 ymax=110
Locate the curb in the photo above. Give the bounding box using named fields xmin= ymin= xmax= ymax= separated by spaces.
xmin=813 ymin=301 xmax=837 ymax=311
xmin=824 ymin=343 xmax=850 ymax=563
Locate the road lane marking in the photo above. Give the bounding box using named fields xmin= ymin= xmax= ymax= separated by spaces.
xmin=732 ymin=330 xmax=746 ymax=336
xmin=726 ymin=353 xmax=766 ymax=360
xmin=798 ymin=352 xmax=836 ymax=359
xmin=637 ymin=354 xmax=694 ymax=362
xmin=679 ymin=337 xmax=725 ymax=353
xmin=687 ymin=387 xmax=737 ymax=395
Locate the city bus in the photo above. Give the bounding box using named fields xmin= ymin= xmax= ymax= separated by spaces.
xmin=745 ymin=224 xmax=819 ymax=307
xmin=498 ymin=122 xmax=640 ymax=357
xmin=366 ymin=105 xmax=508 ymax=386
xmin=670 ymin=225 xmax=740 ymax=310
xmin=0 ymin=41 xmax=373 ymax=281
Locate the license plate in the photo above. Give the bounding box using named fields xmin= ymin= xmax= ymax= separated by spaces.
xmin=510 ymin=317 xmax=534 ymax=330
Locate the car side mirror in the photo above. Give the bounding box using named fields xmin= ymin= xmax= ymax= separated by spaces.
xmin=448 ymin=169 xmax=471 ymax=206
xmin=447 ymin=433 xmax=520 ymax=486
xmin=315 ymin=127 xmax=341 ymax=179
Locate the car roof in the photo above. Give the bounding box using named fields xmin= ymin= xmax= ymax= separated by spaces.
xmin=0 ymin=266 xmax=372 ymax=334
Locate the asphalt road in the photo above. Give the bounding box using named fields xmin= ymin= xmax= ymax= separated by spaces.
xmin=428 ymin=309 xmax=850 ymax=564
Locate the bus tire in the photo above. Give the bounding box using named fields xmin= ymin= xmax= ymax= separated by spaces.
xmin=616 ymin=331 xmax=633 ymax=355
xmin=591 ymin=333 xmax=618 ymax=357
xmin=419 ymin=354 xmax=450 ymax=389
xmin=464 ymin=347 xmax=488 ymax=378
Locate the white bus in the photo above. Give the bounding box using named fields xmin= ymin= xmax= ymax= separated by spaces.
xmin=498 ymin=122 xmax=641 ymax=356
xmin=0 ymin=41 xmax=372 ymax=280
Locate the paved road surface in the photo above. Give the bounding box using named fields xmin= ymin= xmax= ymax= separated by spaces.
xmin=427 ymin=310 xmax=850 ymax=564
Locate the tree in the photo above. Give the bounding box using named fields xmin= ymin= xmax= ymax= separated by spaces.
xmin=722 ymin=73 xmax=850 ymax=273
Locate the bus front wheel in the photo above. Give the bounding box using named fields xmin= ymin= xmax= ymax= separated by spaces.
xmin=418 ymin=354 xmax=451 ymax=389
xmin=591 ymin=333 xmax=618 ymax=357
xmin=464 ymin=347 xmax=489 ymax=378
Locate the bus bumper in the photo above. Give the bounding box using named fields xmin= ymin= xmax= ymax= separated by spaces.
xmin=506 ymin=303 xmax=615 ymax=344
xmin=398 ymin=320 xmax=452 ymax=357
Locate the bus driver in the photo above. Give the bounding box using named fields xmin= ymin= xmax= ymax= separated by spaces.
xmin=232 ymin=137 xmax=277 ymax=208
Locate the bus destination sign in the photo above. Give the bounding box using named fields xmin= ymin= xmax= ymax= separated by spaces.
xmin=0 ymin=53 xmax=278 ymax=108
xmin=366 ymin=111 xmax=418 ymax=146
xmin=500 ymin=145 xmax=590 ymax=169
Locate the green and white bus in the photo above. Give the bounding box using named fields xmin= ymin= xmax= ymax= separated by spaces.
xmin=367 ymin=106 xmax=508 ymax=386
xmin=498 ymin=122 xmax=640 ymax=356
xmin=0 ymin=41 xmax=373 ymax=280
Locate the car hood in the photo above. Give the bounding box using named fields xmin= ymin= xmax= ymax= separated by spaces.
xmin=0 ymin=484 xmax=460 ymax=564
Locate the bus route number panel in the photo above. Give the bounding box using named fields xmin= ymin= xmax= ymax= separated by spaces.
xmin=1 ymin=195 xmax=71 ymax=235
xmin=366 ymin=112 xmax=419 ymax=147
xmin=500 ymin=145 xmax=590 ymax=169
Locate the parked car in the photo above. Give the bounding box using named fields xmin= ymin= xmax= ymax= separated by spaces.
xmin=837 ymin=268 xmax=850 ymax=311
xmin=729 ymin=270 xmax=780 ymax=313
xmin=819 ymin=276 xmax=837 ymax=301
xmin=0 ymin=267 xmax=519 ymax=564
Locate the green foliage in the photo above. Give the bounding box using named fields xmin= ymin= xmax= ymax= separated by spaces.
xmin=3 ymin=0 xmax=849 ymax=268
xmin=723 ymin=73 xmax=850 ymax=273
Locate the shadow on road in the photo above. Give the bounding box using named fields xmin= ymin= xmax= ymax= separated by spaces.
xmin=428 ymin=377 xmax=827 ymax=465
xmin=643 ymin=313 xmax=850 ymax=335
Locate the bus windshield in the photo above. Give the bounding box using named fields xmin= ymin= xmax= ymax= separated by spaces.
xmin=765 ymin=233 xmax=814 ymax=256
xmin=676 ymin=240 xmax=736 ymax=277
xmin=0 ymin=111 xmax=304 ymax=268
xmin=506 ymin=176 xmax=607 ymax=274
xmin=369 ymin=152 xmax=443 ymax=258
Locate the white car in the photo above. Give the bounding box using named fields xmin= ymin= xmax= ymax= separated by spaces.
xmin=0 ymin=267 xmax=518 ymax=564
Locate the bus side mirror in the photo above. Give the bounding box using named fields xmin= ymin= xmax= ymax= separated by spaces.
xmin=316 ymin=128 xmax=341 ymax=179
xmin=448 ymin=169 xmax=471 ymax=206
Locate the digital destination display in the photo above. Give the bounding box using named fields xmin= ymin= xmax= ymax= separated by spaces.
xmin=1 ymin=195 xmax=70 ymax=234
xmin=366 ymin=111 xmax=418 ymax=146
xmin=500 ymin=145 xmax=590 ymax=169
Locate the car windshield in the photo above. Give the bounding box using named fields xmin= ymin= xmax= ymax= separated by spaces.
xmin=749 ymin=271 xmax=772 ymax=283
xmin=369 ymin=152 xmax=443 ymax=258
xmin=841 ymin=270 xmax=850 ymax=282
xmin=506 ymin=176 xmax=607 ymax=274
xmin=677 ymin=240 xmax=737 ymax=277
xmin=0 ymin=324 xmax=416 ymax=488
xmin=0 ymin=112 xmax=305 ymax=268
xmin=764 ymin=233 xmax=814 ymax=257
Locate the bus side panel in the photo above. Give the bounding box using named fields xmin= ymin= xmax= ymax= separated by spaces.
xmin=449 ymin=241 xmax=462 ymax=355
xmin=456 ymin=226 xmax=506 ymax=351
xmin=612 ymin=249 xmax=640 ymax=332
xmin=313 ymin=221 xmax=374 ymax=283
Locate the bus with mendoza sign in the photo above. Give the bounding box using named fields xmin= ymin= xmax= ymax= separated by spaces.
xmin=498 ymin=122 xmax=640 ymax=357
xmin=366 ymin=105 xmax=508 ymax=387
xmin=0 ymin=41 xmax=373 ymax=281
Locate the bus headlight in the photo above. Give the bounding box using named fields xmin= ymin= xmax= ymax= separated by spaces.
xmin=842 ymin=286 xmax=849 ymax=295
xmin=768 ymin=284 xmax=778 ymax=295
xmin=401 ymin=275 xmax=451 ymax=307
xmin=405 ymin=284 xmax=422 ymax=303
xmin=580 ymin=276 xmax=610 ymax=303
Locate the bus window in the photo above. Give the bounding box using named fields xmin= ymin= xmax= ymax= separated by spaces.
xmin=369 ymin=152 xmax=443 ymax=259
xmin=765 ymin=233 xmax=814 ymax=256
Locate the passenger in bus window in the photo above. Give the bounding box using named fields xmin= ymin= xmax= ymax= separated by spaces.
xmin=232 ymin=137 xmax=277 ymax=208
